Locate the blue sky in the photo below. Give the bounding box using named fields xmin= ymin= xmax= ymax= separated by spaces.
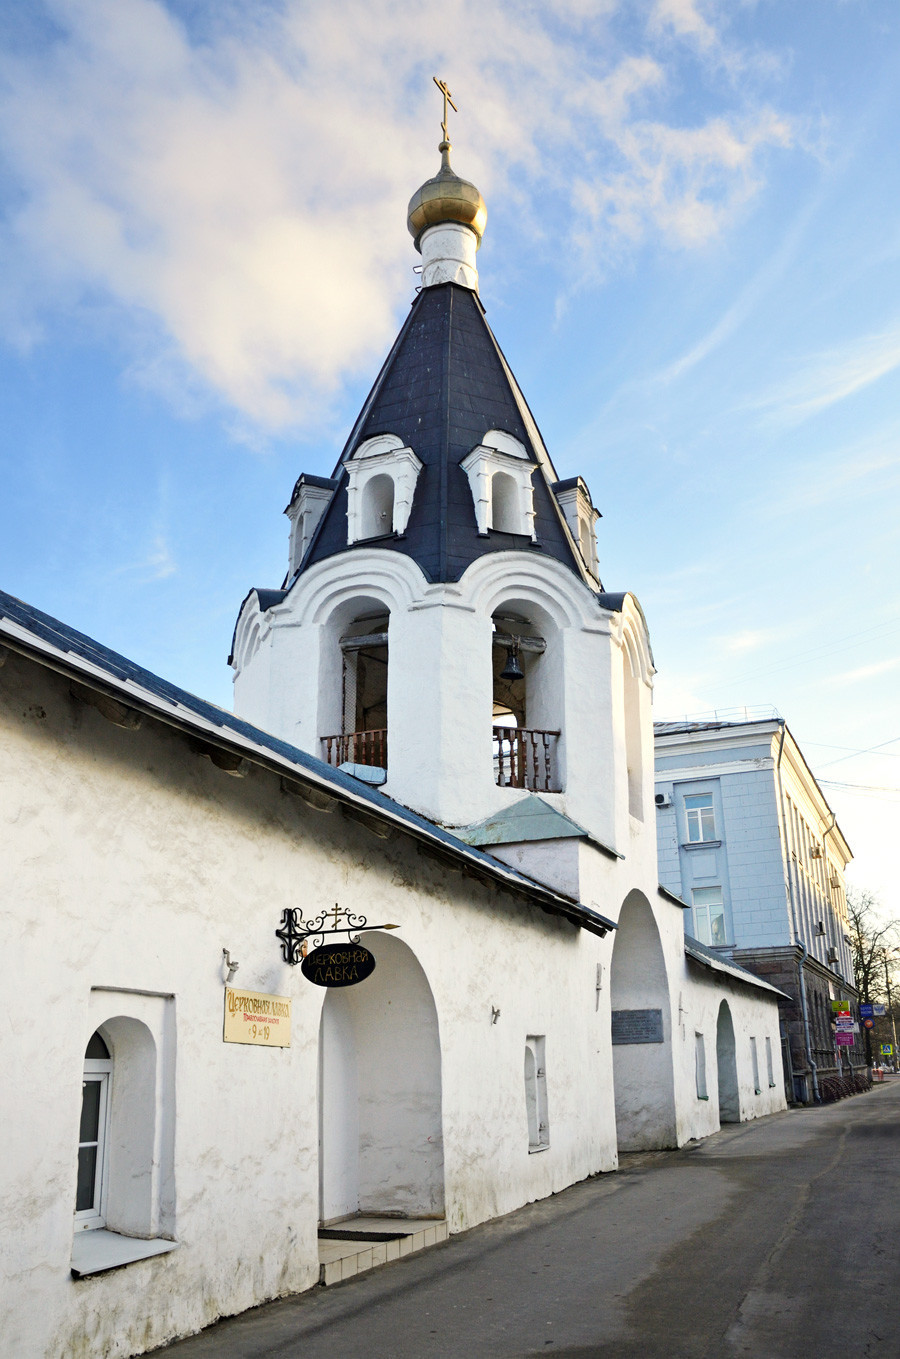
xmin=1 ymin=0 xmax=898 ymax=917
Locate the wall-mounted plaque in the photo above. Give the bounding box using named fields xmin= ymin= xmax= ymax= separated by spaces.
xmin=301 ymin=943 xmax=375 ymax=988
xmin=224 ymin=987 xmax=291 ymax=1047
xmin=611 ymin=1008 xmax=664 ymax=1045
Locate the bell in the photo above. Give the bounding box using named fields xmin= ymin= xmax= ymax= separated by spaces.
xmin=500 ymin=643 xmax=524 ymax=683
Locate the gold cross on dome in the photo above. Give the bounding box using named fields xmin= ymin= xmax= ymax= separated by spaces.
xmin=433 ymin=76 xmax=458 ymax=142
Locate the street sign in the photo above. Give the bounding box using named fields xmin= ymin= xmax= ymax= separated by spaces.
xmin=831 ymin=1000 xmax=850 ymax=1014
xmin=863 ymin=1018 xmax=875 ymax=1030
xmin=874 ymin=1004 xmax=887 ymax=1017
xmin=859 ymin=1003 xmax=874 ymax=1018
xmin=880 ymin=1043 xmax=894 ymax=1056
xmin=836 ymin=1032 xmax=855 ymax=1046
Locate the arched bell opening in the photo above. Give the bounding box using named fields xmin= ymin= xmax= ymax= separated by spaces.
xmin=320 ymin=597 xmax=390 ymax=771
xmin=318 ymin=933 xmax=444 ymax=1226
xmin=610 ymin=890 xmax=677 ymax=1151
xmin=491 ymin=601 xmax=562 ymax=793
xmin=716 ymin=1000 xmax=740 ymax=1124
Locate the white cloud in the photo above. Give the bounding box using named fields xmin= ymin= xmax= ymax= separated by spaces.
xmin=720 ymin=628 xmax=777 ymax=655
xmin=755 ymin=324 xmax=900 ymax=426
xmin=0 ymin=0 xmax=793 ymax=431
xmin=826 ymin=657 xmax=900 ymax=688
xmin=649 ymin=0 xmax=719 ymax=52
xmin=113 ymin=532 xmax=177 ymax=583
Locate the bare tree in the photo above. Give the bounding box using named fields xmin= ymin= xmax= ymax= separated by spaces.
xmin=847 ymin=887 xmax=899 ymax=1066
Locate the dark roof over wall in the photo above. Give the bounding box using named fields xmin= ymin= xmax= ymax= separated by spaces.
xmin=0 ymin=587 xmax=616 ymax=940
xmin=301 ymin=282 xmax=592 ymax=587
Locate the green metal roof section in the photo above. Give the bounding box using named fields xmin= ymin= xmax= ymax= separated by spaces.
xmin=454 ymin=795 xmax=622 ymax=860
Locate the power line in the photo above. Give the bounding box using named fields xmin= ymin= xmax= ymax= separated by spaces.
xmin=819 ymin=778 xmax=900 ymax=801
xmin=802 ymin=740 xmax=900 ymax=758
xmin=816 ymin=736 xmax=900 ymax=770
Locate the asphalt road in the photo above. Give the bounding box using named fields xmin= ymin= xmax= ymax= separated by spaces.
xmin=157 ymin=1082 xmax=900 ymax=1359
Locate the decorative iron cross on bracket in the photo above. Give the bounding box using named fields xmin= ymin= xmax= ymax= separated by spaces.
xmin=276 ymin=903 xmax=400 ymax=966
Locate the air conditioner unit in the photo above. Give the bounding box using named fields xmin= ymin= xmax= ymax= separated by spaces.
xmin=810 ymin=845 xmax=823 ymax=859
xmin=815 ymin=921 xmax=826 ymax=935
xmin=827 ymin=947 xmax=839 ymax=964
xmin=829 ymin=874 xmax=841 ymax=889
xmin=655 ymin=792 xmax=672 ymax=808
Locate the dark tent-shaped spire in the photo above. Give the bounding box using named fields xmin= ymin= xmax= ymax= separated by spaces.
xmin=298 ymin=281 xmax=597 ymax=589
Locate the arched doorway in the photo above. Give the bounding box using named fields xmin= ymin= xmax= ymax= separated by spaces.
xmin=318 ymin=933 xmax=444 ymax=1224
xmin=610 ymin=890 xmax=677 ymax=1150
xmin=716 ymin=1000 xmax=740 ymax=1124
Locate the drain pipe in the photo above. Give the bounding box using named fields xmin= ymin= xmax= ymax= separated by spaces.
xmin=775 ymin=722 xmax=820 ymax=1103
xmin=796 ymin=941 xmax=819 ymax=1104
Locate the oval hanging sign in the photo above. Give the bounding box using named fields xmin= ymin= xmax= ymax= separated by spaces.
xmin=301 ymin=943 xmax=376 ymax=988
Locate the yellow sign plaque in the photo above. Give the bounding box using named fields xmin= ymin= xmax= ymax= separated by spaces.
xmin=224 ymin=987 xmax=291 ymax=1048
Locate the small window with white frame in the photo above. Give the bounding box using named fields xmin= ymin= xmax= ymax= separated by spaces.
xmin=75 ymin=1031 xmax=112 ymax=1231
xmin=692 ymin=886 xmax=727 ymax=947
xmin=684 ymin=792 xmax=716 ymax=842
xmin=750 ymin=1036 xmax=761 ymax=1094
xmin=765 ymin=1036 xmax=775 ymax=1087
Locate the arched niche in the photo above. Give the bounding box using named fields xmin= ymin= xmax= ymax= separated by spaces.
xmin=491 ymin=471 xmax=520 ymax=534
xmin=716 ymin=1000 xmax=740 ymax=1124
xmin=318 ymin=932 xmax=444 ymax=1223
xmin=621 ymin=635 xmax=644 ymax=820
xmin=610 ymin=891 xmax=677 ymax=1150
xmin=491 ymin=597 xmax=563 ymax=793
xmin=359 ymin=474 xmax=395 ymax=541
xmin=97 ymin=1016 xmax=158 ymax=1237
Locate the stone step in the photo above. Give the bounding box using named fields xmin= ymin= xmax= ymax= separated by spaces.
xmin=318 ymin=1220 xmax=449 ymax=1286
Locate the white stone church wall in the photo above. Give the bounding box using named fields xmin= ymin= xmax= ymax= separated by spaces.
xmin=1 ymin=650 xmax=621 ymax=1358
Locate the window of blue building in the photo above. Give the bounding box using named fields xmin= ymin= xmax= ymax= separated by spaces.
xmin=684 ymin=793 xmax=716 ymax=842
xmin=692 ymin=886 xmax=727 ymax=946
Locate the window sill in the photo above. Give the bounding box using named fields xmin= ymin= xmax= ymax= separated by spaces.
xmin=528 ymin=1143 xmax=550 ymax=1154
xmin=682 ymin=840 xmax=722 ymax=851
xmin=71 ymin=1229 xmax=178 ymax=1279
xmin=754 ymin=1089 xmax=762 ymax=1096
xmin=697 ymin=1095 xmax=709 ymax=1101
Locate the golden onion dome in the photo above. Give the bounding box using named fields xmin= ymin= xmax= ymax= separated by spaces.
xmin=407 ymin=141 xmax=487 ymax=252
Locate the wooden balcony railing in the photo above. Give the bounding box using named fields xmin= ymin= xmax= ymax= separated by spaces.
xmin=493 ymin=726 xmax=559 ymax=793
xmin=323 ymin=729 xmax=387 ymax=770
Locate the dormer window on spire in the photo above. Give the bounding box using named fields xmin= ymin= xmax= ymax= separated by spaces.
xmin=552 ymin=477 xmax=600 ymax=579
xmin=344 ymin=434 xmax=423 ymax=544
xmin=461 ymin=430 xmax=536 ymax=539
xmin=285 ymin=473 xmax=339 ymax=576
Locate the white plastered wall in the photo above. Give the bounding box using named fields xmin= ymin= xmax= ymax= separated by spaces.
xmin=1 ymin=649 xmax=621 ymax=1358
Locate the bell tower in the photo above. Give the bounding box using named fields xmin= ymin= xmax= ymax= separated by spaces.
xmin=231 ymin=94 xmax=655 ymax=850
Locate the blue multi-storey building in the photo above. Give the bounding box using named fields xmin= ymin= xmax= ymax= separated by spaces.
xmin=655 ymin=715 xmax=859 ymax=1102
